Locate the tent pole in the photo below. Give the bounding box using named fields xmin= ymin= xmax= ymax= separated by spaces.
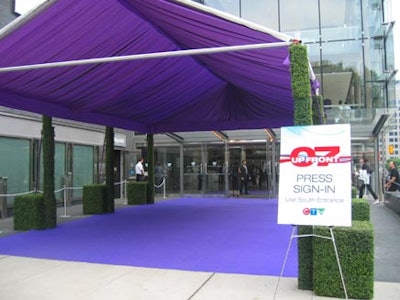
xmin=0 ymin=41 xmax=292 ymax=73
xmin=0 ymin=0 xmax=57 ymax=40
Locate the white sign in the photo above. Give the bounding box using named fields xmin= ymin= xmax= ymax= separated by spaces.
xmin=278 ymin=124 xmax=352 ymax=227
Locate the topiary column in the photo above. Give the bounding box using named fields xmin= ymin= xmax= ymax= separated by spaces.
xmin=42 ymin=115 xmax=57 ymax=228
xmin=146 ymin=133 xmax=155 ymax=204
xmin=105 ymin=126 xmax=115 ymax=213
xmin=289 ymin=43 xmax=314 ymax=290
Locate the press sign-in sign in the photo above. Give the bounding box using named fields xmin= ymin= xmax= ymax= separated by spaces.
xmin=278 ymin=124 xmax=352 ymax=227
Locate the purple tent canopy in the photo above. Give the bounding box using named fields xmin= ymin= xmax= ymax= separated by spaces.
xmin=0 ymin=0 xmax=295 ymax=133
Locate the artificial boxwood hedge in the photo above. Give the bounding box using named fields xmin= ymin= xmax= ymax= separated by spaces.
xmin=82 ymin=184 xmax=107 ymax=214
xmin=127 ymin=181 xmax=148 ymax=205
xmin=313 ymin=221 xmax=374 ymax=299
xmin=352 ymin=198 xmax=370 ymax=221
xmin=298 ymin=198 xmax=371 ymax=291
xmin=14 ymin=193 xmax=46 ymax=230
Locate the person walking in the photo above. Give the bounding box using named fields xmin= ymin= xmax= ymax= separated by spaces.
xmin=358 ymin=157 xmax=379 ymax=204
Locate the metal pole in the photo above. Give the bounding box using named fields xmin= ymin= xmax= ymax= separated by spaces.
xmin=330 ymin=227 xmax=348 ymax=299
xmin=60 ymin=185 xmax=70 ymax=218
xmin=163 ymin=177 xmax=166 ymax=198
xmin=0 ymin=42 xmax=292 ymax=73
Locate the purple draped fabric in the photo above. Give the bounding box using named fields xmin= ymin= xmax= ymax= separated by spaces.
xmin=0 ymin=0 xmax=294 ymax=133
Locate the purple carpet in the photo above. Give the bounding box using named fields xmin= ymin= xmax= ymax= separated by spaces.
xmin=0 ymin=197 xmax=297 ymax=277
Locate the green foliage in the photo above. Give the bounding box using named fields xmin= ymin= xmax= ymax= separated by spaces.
xmin=290 ymin=44 xmax=313 ymax=126
xmin=297 ymin=225 xmax=314 ymax=290
xmin=312 ymin=95 xmax=326 ymax=125
xmin=290 ymin=43 xmax=314 ymax=290
xmin=14 ymin=193 xmax=46 ymax=230
xmin=351 ymin=186 xmax=358 ymax=199
xmin=127 ymin=182 xmax=148 ymax=205
xmin=385 ymin=158 xmax=400 ymax=169
xmin=146 ymin=133 xmax=155 ymax=204
xmin=42 ymin=115 xmax=57 ymax=228
xmin=290 ymin=44 xmax=312 ymax=101
xmin=313 ymin=222 xmax=374 ymax=299
xmin=82 ymin=184 xmax=107 ymax=214
xmin=105 ymin=127 xmax=115 ymax=213
xmin=352 ymin=198 xmax=370 ymax=221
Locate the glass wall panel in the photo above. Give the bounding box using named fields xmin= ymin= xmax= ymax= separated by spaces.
xmin=320 ymin=0 xmax=361 ymax=40
xmin=184 ymin=145 xmax=203 ymax=194
xmin=280 ymin=0 xmax=319 ymax=43
xmin=364 ymin=38 xmax=385 ymax=84
xmin=0 ymin=137 xmax=30 ymax=205
xmin=206 ymin=144 xmax=225 ymax=194
xmin=362 ymin=0 xmax=383 ymax=37
xmin=72 ymin=144 xmax=94 ymax=200
xmin=55 ymin=143 xmax=66 ymax=200
xmin=154 ymin=146 xmax=181 ymax=195
xmin=204 ymin=0 xmax=240 ymax=17
xmin=319 ymin=40 xmax=364 ymax=107
xmin=241 ymin=0 xmax=279 ymax=30
xmin=385 ymin=28 xmax=395 ymax=72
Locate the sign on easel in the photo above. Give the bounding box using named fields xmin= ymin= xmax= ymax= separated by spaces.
xmin=278 ymin=124 xmax=352 ymax=227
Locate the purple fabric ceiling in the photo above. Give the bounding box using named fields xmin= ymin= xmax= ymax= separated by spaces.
xmin=0 ymin=0 xmax=294 ymax=133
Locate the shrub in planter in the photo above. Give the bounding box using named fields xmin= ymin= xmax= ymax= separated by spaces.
xmin=298 ymin=198 xmax=370 ymax=291
xmin=351 ymin=186 xmax=358 ymax=199
xmin=127 ymin=182 xmax=147 ymax=205
xmin=352 ymin=198 xmax=370 ymax=221
xmin=14 ymin=193 xmax=46 ymax=230
xmin=313 ymin=221 xmax=374 ymax=299
xmin=82 ymin=184 xmax=107 ymax=214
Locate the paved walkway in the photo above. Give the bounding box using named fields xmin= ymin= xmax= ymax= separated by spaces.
xmin=0 ymin=197 xmax=399 ymax=299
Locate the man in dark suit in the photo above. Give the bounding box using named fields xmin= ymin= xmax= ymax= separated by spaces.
xmin=239 ymin=160 xmax=250 ymax=195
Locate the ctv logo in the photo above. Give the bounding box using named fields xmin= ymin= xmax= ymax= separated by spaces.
xmin=303 ymin=207 xmax=325 ymax=216
xmin=280 ymin=146 xmax=351 ymax=167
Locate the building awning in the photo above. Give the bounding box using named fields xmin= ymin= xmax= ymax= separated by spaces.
xmin=0 ymin=0 xmax=295 ymax=133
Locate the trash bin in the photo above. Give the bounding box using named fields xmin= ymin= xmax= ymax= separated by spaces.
xmin=0 ymin=177 xmax=8 ymax=219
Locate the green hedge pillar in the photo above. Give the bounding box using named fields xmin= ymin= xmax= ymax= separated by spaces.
xmin=105 ymin=126 xmax=115 ymax=213
xmin=289 ymin=43 xmax=314 ymax=290
xmin=14 ymin=193 xmax=46 ymax=230
xmin=147 ymin=133 xmax=155 ymax=204
xmin=127 ymin=182 xmax=148 ymax=205
xmin=42 ymin=115 xmax=57 ymax=228
xmin=82 ymin=184 xmax=107 ymax=214
xmin=313 ymin=222 xmax=374 ymax=299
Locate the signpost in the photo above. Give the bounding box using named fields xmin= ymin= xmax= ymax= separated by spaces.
xmin=278 ymin=124 xmax=352 ymax=227
xmin=274 ymin=124 xmax=352 ymax=299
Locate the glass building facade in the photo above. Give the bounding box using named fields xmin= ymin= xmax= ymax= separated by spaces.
xmin=136 ymin=0 xmax=397 ymax=197
xmin=0 ymin=0 xmax=397 ymax=213
xmin=204 ymin=0 xmax=396 ymax=110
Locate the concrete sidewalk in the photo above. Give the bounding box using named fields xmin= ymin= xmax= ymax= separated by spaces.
xmin=0 ymin=197 xmax=399 ymax=299
xmin=0 ymin=255 xmax=399 ymax=300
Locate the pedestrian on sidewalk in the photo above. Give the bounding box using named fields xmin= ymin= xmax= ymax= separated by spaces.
xmin=358 ymin=157 xmax=379 ymax=204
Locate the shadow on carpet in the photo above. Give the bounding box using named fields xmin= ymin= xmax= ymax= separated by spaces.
xmin=0 ymin=197 xmax=297 ymax=277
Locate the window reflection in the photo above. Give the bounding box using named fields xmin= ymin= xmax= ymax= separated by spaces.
xmin=320 ymin=0 xmax=361 ymax=40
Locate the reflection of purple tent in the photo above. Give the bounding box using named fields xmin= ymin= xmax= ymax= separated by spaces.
xmin=0 ymin=0 xmax=296 ymax=133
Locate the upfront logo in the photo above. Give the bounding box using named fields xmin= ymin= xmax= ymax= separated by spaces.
xmin=303 ymin=207 xmax=325 ymax=216
xmin=280 ymin=146 xmax=352 ymax=167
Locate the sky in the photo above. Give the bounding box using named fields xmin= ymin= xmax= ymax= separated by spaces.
xmin=14 ymin=0 xmax=400 ymax=79
xmin=14 ymin=0 xmax=46 ymax=15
